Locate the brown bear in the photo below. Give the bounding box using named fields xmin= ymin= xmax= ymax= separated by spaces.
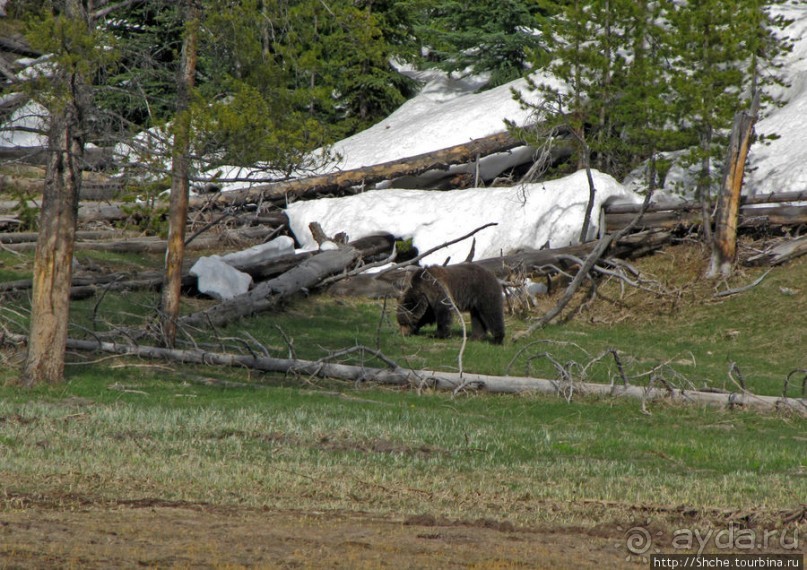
xmin=396 ymin=263 xmax=505 ymax=344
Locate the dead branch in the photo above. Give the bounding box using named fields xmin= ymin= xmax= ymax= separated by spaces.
xmin=783 ymin=369 xmax=807 ymax=399
xmin=713 ymin=269 xmax=772 ymax=298
xmin=746 ymin=235 xmax=807 ymax=266
xmin=517 ymin=192 xmax=654 ymax=337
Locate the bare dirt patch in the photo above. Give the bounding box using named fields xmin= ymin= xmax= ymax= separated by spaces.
xmin=0 ymin=501 xmax=632 ymax=569
xmin=3 ymin=495 xmax=803 ymax=569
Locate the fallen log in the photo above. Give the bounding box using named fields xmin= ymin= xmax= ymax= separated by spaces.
xmin=0 ymin=146 xmax=114 ymax=170
xmin=179 ymin=246 xmax=362 ymax=329
xmin=188 ymin=130 xmax=525 ymax=209
xmin=0 ymin=229 xmax=141 ymax=244
xmin=327 ymin=229 xmax=672 ymax=298
xmin=738 ymin=204 xmax=807 ymax=228
xmin=475 ymin=229 xmax=672 ymax=278
xmin=604 ymin=194 xmax=807 ymax=233
xmin=0 ymin=270 xmax=197 ymax=298
xmin=2 ymin=332 xmax=802 ymax=416
xmin=746 ymin=235 xmax=807 ymax=266
xmin=1 ymin=201 xmax=126 ymax=224
xmin=1 ymin=226 xmax=276 ymax=253
xmin=1 ymin=200 xmax=290 ymax=229
xmin=0 ymin=34 xmax=41 ymax=57
xmin=0 ymin=215 xmax=19 ymax=230
xmin=1 ymin=231 xmax=391 ymax=302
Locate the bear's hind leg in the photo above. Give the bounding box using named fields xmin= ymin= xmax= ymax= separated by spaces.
xmin=472 ymin=307 xmax=504 ymax=344
xmin=469 ymin=310 xmax=488 ymax=341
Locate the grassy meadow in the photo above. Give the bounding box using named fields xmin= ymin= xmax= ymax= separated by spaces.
xmin=0 ymin=241 xmax=806 ymax=529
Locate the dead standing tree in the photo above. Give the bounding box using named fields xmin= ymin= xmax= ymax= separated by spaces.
xmin=15 ymin=1 xmax=151 ymax=386
xmin=707 ymin=92 xmax=761 ymax=278
xmin=160 ymin=0 xmax=201 ymax=348
xmin=20 ymin=1 xmax=94 ymax=386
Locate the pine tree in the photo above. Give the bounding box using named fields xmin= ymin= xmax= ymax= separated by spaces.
xmin=195 ymin=0 xmax=416 ymax=168
xmin=412 ymin=0 xmax=546 ymax=88
xmin=666 ymin=0 xmax=791 ymax=231
xmin=612 ymin=0 xmax=679 ymax=189
xmin=94 ymin=0 xmax=184 ymax=129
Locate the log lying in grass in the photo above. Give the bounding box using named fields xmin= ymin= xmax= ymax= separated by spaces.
xmin=0 ymin=229 xmax=141 ymax=244
xmin=179 ymin=247 xmax=362 ymax=328
xmin=0 ymin=215 xmax=20 ymax=230
xmin=2 ymin=332 xmax=802 ymax=416
xmin=1 ymin=201 xmax=122 ymax=223
xmin=178 ymin=232 xmax=395 ymax=327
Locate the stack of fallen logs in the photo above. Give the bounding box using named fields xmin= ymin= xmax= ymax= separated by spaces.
xmin=1 ymin=188 xmax=806 ymax=314
xmin=605 ymin=190 xmax=807 ymax=265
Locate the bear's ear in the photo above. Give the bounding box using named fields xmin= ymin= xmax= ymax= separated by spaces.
xmin=407 ymin=267 xmax=427 ymax=285
xmin=397 ymin=266 xmax=419 ymax=295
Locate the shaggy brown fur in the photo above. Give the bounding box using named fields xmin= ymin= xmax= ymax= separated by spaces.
xmin=396 ymin=263 xmax=505 ymax=344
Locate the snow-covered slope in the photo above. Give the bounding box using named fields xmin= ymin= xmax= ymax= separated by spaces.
xmin=323 ymin=74 xmax=544 ymax=172
xmin=746 ymin=2 xmax=807 ymax=196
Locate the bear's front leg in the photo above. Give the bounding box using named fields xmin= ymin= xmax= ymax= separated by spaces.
xmin=434 ymin=300 xmax=454 ymax=338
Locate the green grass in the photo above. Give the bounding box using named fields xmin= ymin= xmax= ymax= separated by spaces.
xmin=0 ymin=376 xmax=804 ymax=526
xmin=0 ymin=250 xmax=33 ymax=282
xmin=1 ymin=242 xmax=806 ymax=527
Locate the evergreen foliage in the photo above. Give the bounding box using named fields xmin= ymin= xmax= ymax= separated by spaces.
xmin=412 ymin=0 xmax=546 ymax=88
xmin=4 ymin=0 xmax=795 ymax=187
xmin=511 ymin=0 xmax=791 ymax=191
xmin=94 ymin=1 xmax=184 ymax=129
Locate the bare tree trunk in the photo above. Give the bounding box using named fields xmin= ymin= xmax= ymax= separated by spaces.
xmin=697 ymin=126 xmax=714 ymax=244
xmin=19 ymin=1 xmax=89 ymax=386
xmin=160 ymin=0 xmax=200 ymax=348
xmin=707 ymin=93 xmax=760 ymax=278
xmin=20 ymin=109 xmax=83 ymax=385
xmin=579 ymin=155 xmax=597 ymax=243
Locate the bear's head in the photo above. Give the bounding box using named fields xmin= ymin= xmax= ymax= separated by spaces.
xmin=396 ymin=269 xmax=433 ymax=336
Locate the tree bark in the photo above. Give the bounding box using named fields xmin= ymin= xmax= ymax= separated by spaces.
xmin=19 ymin=1 xmax=90 ymax=386
xmin=579 ymin=157 xmax=597 ymax=242
xmin=160 ymin=0 xmax=201 ymax=347
xmin=708 ymin=93 xmax=760 ymax=278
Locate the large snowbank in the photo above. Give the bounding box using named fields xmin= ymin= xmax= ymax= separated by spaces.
xmin=286 ymin=169 xmax=638 ymax=266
